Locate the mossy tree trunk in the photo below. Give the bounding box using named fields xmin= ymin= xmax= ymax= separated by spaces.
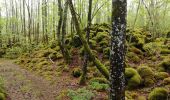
xmin=80 ymin=0 xmax=93 ymax=85
xmin=110 ymin=0 xmax=127 ymax=100
xmin=62 ymin=1 xmax=71 ymax=64
xmin=57 ymin=0 xmax=71 ymax=64
xmin=68 ymin=0 xmax=109 ymax=80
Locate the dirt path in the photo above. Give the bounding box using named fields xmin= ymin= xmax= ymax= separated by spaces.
xmin=0 ymin=59 xmax=79 ymax=100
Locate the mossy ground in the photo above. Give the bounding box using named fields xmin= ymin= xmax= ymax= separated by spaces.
xmin=1 ymin=24 xmax=170 ymax=100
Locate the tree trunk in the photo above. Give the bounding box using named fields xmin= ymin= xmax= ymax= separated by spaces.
xmin=80 ymin=0 xmax=92 ymax=85
xmin=110 ymin=0 xmax=127 ymax=100
xmin=68 ymin=0 xmax=109 ymax=80
xmin=62 ymin=1 xmax=71 ymax=64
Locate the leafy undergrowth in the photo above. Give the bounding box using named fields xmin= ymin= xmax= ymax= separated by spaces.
xmin=1 ymin=23 xmax=169 ymax=100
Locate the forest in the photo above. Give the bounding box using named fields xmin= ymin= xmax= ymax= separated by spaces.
xmin=0 ymin=0 xmax=170 ymax=100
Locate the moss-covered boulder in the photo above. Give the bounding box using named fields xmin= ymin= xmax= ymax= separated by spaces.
xmin=158 ymin=59 xmax=170 ymax=73
xmin=143 ymin=43 xmax=160 ymax=56
xmin=148 ymin=88 xmax=168 ymax=100
xmin=0 ymin=93 xmax=5 ymax=100
xmin=125 ymin=68 xmax=142 ymax=89
xmin=72 ymin=68 xmax=82 ymax=78
xmin=126 ymin=52 xmax=141 ymax=63
xmin=167 ymin=32 xmax=170 ymax=38
xmin=163 ymin=77 xmax=170 ymax=85
xmin=137 ymin=66 xmax=155 ymax=86
xmin=155 ymin=72 xmax=169 ymax=80
xmin=71 ymin=35 xmax=82 ymax=47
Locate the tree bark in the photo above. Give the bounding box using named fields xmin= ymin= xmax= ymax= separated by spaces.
xmin=110 ymin=0 xmax=127 ymax=100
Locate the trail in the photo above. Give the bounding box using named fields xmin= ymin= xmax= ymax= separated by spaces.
xmin=0 ymin=59 xmax=79 ymax=100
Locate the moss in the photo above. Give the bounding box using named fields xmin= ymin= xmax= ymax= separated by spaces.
xmin=71 ymin=35 xmax=82 ymax=47
xmin=137 ymin=66 xmax=155 ymax=86
xmin=95 ymin=32 xmax=110 ymax=42
xmin=167 ymin=31 xmax=170 ymax=38
xmin=158 ymin=59 xmax=170 ymax=72
xmin=53 ymin=46 xmax=60 ymax=51
xmin=155 ymin=72 xmax=169 ymax=80
xmin=103 ymin=47 xmax=110 ymax=57
xmin=126 ymin=52 xmax=140 ymax=63
xmin=148 ymin=88 xmax=168 ymax=100
xmin=143 ymin=43 xmax=159 ymax=56
xmin=125 ymin=68 xmax=142 ymax=89
xmin=0 ymin=93 xmax=5 ymax=100
xmin=160 ymin=49 xmax=170 ymax=54
xmin=89 ymin=77 xmax=109 ymax=84
xmin=129 ymin=46 xmax=143 ymax=55
xmin=99 ymin=40 xmax=108 ymax=48
xmin=72 ymin=68 xmax=82 ymax=78
xmin=89 ymin=40 xmax=97 ymax=49
xmin=49 ymin=40 xmax=58 ymax=49
xmin=163 ymin=77 xmax=170 ymax=85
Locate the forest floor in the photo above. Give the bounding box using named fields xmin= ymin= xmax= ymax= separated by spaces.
xmin=0 ymin=59 xmax=79 ymax=100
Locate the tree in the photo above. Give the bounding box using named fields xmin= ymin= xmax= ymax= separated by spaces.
xmin=80 ymin=0 xmax=93 ymax=85
xmin=110 ymin=0 xmax=127 ymax=100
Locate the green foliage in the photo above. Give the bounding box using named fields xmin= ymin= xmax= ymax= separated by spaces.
xmin=89 ymin=82 xmax=109 ymax=91
xmin=5 ymin=47 xmax=22 ymax=59
xmin=67 ymin=88 xmax=95 ymax=100
xmin=148 ymin=88 xmax=168 ymax=100
xmin=137 ymin=66 xmax=155 ymax=86
xmin=72 ymin=68 xmax=82 ymax=78
xmin=125 ymin=68 xmax=142 ymax=89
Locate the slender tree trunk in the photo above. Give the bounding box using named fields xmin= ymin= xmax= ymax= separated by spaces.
xmin=80 ymin=0 xmax=92 ymax=85
xmin=110 ymin=0 xmax=127 ymax=100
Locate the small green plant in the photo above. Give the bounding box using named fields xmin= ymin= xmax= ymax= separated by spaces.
xmin=89 ymin=81 xmax=109 ymax=91
xmin=67 ymin=88 xmax=95 ymax=100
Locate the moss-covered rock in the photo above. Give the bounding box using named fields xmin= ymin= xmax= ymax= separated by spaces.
xmin=163 ymin=77 xmax=170 ymax=85
xmin=160 ymin=49 xmax=170 ymax=54
xmin=167 ymin=32 xmax=170 ymax=38
xmin=155 ymin=72 xmax=169 ymax=80
xmin=71 ymin=35 xmax=82 ymax=47
xmin=95 ymin=32 xmax=110 ymax=42
xmin=137 ymin=66 xmax=155 ymax=86
xmin=72 ymin=68 xmax=82 ymax=78
xmin=126 ymin=52 xmax=141 ymax=63
xmin=143 ymin=43 xmax=160 ymax=56
xmin=0 ymin=93 xmax=5 ymax=100
xmin=148 ymin=88 xmax=168 ymax=100
xmin=158 ymin=59 xmax=170 ymax=73
xmin=125 ymin=68 xmax=142 ymax=89
xmin=89 ymin=77 xmax=109 ymax=84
